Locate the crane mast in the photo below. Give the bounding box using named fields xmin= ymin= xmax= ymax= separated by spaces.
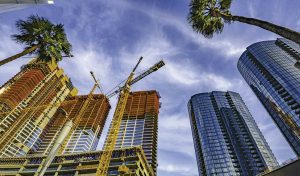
xmin=96 ymin=57 xmax=143 ymax=175
xmin=97 ymin=57 xmax=165 ymax=175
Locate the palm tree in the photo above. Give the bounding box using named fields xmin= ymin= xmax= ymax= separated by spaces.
xmin=0 ymin=15 xmax=72 ymax=67
xmin=188 ymin=0 xmax=300 ymax=44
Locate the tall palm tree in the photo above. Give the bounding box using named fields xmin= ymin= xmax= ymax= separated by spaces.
xmin=0 ymin=15 xmax=72 ymax=67
xmin=188 ymin=0 xmax=300 ymax=44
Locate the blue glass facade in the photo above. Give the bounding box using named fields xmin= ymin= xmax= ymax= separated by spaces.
xmin=188 ymin=91 xmax=278 ymax=176
xmin=238 ymin=38 xmax=300 ymax=156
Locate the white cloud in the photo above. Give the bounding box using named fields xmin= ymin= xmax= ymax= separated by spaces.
xmin=117 ymin=32 xmax=236 ymax=90
xmin=158 ymin=115 xmax=195 ymax=157
xmin=164 ymin=61 xmax=200 ymax=85
xmin=163 ymin=58 xmax=242 ymax=91
xmin=0 ymin=26 xmax=20 ymax=58
xmin=162 ymin=60 xmax=239 ymax=89
xmin=247 ymin=1 xmax=256 ymax=17
xmin=59 ymin=43 xmax=116 ymax=95
xmin=159 ymin=114 xmax=190 ymax=131
xmin=0 ymin=25 xmax=28 ymax=86
xmin=121 ymin=2 xmax=247 ymax=59
xmin=159 ymin=164 xmax=191 ymax=174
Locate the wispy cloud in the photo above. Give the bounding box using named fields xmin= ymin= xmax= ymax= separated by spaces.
xmin=0 ymin=24 xmax=28 ymax=84
xmin=59 ymin=44 xmax=114 ymax=94
xmin=158 ymin=149 xmax=198 ymax=176
xmin=131 ymin=4 xmax=248 ymax=59
xmin=247 ymin=1 xmax=255 ymax=18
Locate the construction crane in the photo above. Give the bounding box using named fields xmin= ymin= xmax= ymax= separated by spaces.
xmin=96 ymin=57 xmax=165 ymax=175
xmin=1 ymin=71 xmax=103 ymax=176
xmin=0 ymin=57 xmax=164 ymax=175
xmin=58 ymin=71 xmax=102 ymax=154
xmin=32 ymin=71 xmax=103 ymax=175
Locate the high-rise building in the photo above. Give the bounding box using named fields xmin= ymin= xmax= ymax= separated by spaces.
xmin=0 ymin=147 xmax=155 ymax=176
xmin=0 ymin=60 xmax=78 ymax=157
xmin=30 ymin=94 xmax=110 ymax=155
xmin=188 ymin=91 xmax=278 ymax=176
xmin=237 ymin=38 xmax=300 ymax=156
xmin=105 ymin=90 xmax=160 ymax=173
xmin=0 ymin=0 xmax=54 ymax=13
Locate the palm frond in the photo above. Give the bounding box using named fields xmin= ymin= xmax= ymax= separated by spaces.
xmin=188 ymin=0 xmax=231 ymax=38
xmin=11 ymin=15 xmax=73 ymax=63
xmin=220 ymin=0 xmax=232 ymax=10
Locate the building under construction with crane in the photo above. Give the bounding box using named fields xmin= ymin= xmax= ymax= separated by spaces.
xmin=0 ymin=57 xmax=164 ymax=176
xmin=110 ymin=90 xmax=160 ymax=174
xmin=0 ymin=59 xmax=78 ymax=158
xmin=30 ymin=94 xmax=111 ymax=156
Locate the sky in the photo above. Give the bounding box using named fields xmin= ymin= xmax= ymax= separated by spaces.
xmin=0 ymin=0 xmax=300 ymax=175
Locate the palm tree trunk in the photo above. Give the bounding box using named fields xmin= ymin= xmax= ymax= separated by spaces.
xmin=217 ymin=12 xmax=300 ymax=44
xmin=233 ymin=16 xmax=300 ymax=44
xmin=0 ymin=44 xmax=40 ymax=67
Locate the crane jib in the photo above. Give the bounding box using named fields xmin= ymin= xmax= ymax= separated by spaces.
xmin=106 ymin=60 xmax=165 ymax=98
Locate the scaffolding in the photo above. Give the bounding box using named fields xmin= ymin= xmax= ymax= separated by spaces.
xmin=0 ymin=61 xmax=78 ymax=157
xmin=27 ymin=94 xmax=110 ymax=156
xmin=111 ymin=91 xmax=160 ymax=173
xmin=0 ymin=147 xmax=154 ymax=176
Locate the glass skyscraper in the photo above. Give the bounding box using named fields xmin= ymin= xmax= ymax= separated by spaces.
xmin=188 ymin=91 xmax=278 ymax=176
xmin=238 ymin=38 xmax=300 ymax=156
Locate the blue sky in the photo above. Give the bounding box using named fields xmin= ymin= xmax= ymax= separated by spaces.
xmin=0 ymin=0 xmax=300 ymax=175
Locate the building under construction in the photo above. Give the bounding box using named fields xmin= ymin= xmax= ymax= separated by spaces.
xmin=0 ymin=146 xmax=154 ymax=176
xmin=106 ymin=90 xmax=160 ymax=174
xmin=30 ymin=94 xmax=110 ymax=155
xmin=0 ymin=57 xmax=164 ymax=176
xmin=0 ymin=59 xmax=78 ymax=157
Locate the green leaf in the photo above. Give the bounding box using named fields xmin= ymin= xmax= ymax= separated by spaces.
xmin=220 ymin=0 xmax=232 ymax=10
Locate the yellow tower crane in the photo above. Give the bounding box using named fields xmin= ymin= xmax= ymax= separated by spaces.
xmin=96 ymin=57 xmax=165 ymax=175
